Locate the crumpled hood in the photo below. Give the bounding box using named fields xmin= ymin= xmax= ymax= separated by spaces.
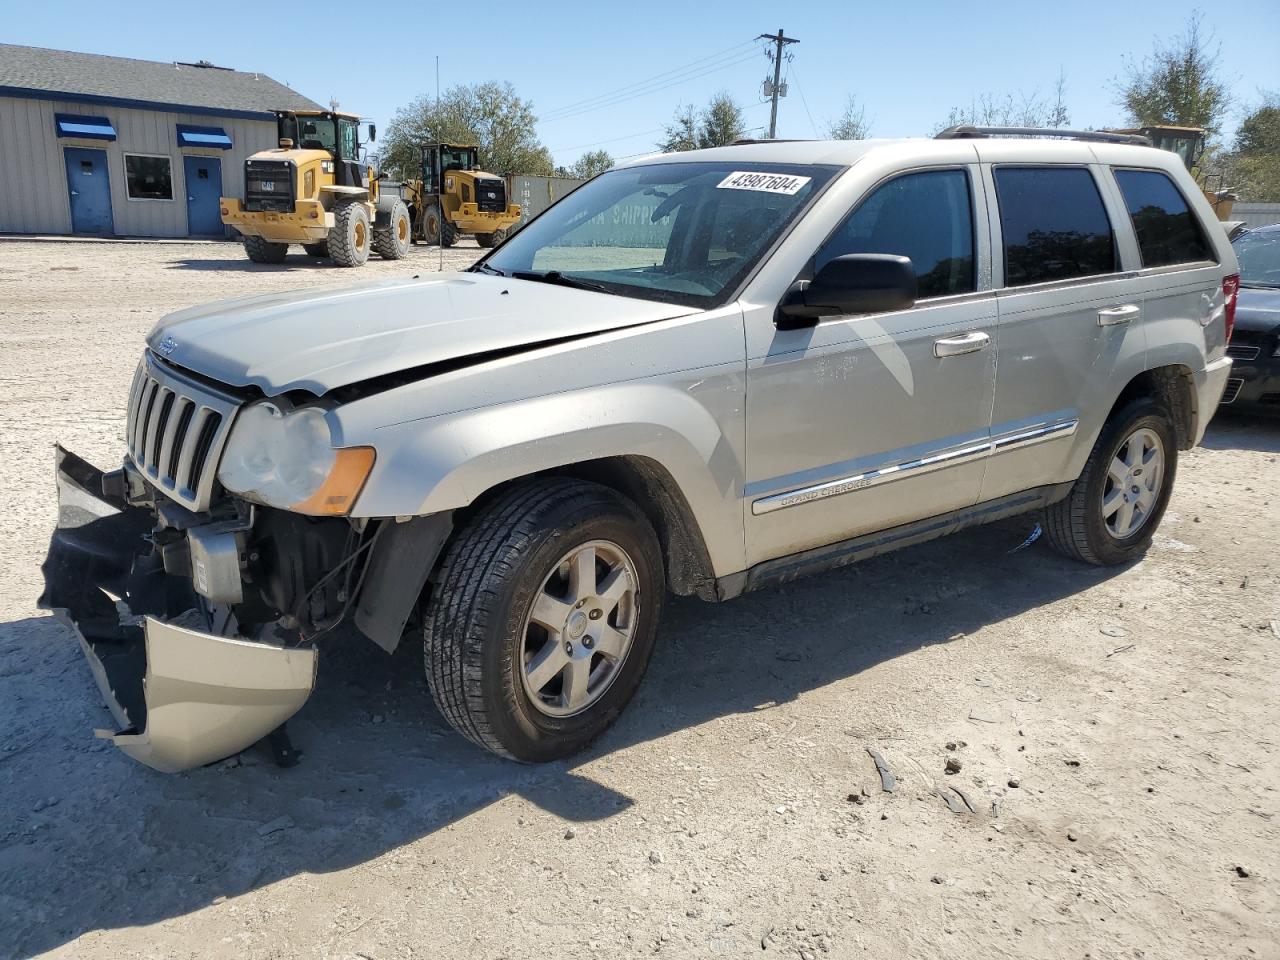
xmin=1235 ymin=286 xmax=1280 ymax=334
xmin=148 ymin=272 xmax=694 ymax=395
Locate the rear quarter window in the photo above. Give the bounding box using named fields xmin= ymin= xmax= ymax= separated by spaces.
xmin=1113 ymin=168 xmax=1214 ymax=268
xmin=993 ymin=167 xmax=1116 ymax=287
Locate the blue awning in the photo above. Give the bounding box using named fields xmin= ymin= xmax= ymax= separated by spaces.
xmin=176 ymin=124 xmax=232 ymax=149
xmin=55 ymin=114 xmax=116 ymax=141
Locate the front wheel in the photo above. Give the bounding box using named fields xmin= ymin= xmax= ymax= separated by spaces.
xmin=327 ymin=201 xmax=371 ymax=267
xmin=1043 ymin=397 xmax=1178 ymax=565
xmin=424 ymin=479 xmax=665 ymax=761
xmin=243 ymin=236 xmax=287 ymax=264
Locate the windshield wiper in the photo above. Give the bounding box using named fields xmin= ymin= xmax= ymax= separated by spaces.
xmin=469 ymin=262 xmax=505 ymax=276
xmin=511 ymin=270 xmax=610 ymax=294
xmin=1240 ymin=281 xmax=1280 ymax=289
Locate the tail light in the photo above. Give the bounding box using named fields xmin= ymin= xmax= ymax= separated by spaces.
xmin=1223 ymin=273 xmax=1240 ymax=343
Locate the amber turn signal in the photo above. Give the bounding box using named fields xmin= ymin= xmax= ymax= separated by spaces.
xmin=292 ymin=447 xmax=376 ymax=516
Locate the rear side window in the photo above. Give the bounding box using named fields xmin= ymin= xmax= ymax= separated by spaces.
xmin=994 ymin=167 xmax=1116 ymax=287
xmin=1113 ymin=169 xmax=1214 ymax=268
xmin=816 ymin=169 xmax=975 ymax=298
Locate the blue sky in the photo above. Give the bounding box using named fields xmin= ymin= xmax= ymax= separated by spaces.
xmin=7 ymin=0 xmax=1278 ymax=166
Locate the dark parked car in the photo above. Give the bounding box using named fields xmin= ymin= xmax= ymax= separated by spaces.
xmin=1222 ymin=223 xmax=1280 ymax=414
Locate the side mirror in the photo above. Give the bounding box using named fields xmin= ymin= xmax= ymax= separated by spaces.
xmin=366 ymin=122 xmax=377 ymax=143
xmin=776 ymin=254 xmax=916 ymax=329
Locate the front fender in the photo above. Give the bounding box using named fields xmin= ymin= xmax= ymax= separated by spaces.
xmin=346 ymin=379 xmax=747 ymax=578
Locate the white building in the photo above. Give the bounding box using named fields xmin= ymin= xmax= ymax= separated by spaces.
xmin=0 ymin=44 xmax=320 ymax=238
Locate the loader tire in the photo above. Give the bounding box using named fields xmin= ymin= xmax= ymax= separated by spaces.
xmin=302 ymin=242 xmax=329 ymax=258
xmin=327 ymin=201 xmax=371 ymax=267
xmin=372 ymin=200 xmax=411 ymax=260
xmin=440 ymin=217 xmax=458 ymax=249
xmin=418 ymin=202 xmax=442 ymax=245
xmin=244 ymin=236 xmax=288 ymax=264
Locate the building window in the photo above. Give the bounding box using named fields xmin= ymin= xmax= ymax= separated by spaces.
xmin=124 ymin=154 xmax=174 ymax=201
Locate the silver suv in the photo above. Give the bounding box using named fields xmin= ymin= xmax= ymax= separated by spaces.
xmin=42 ymin=129 xmax=1238 ymax=771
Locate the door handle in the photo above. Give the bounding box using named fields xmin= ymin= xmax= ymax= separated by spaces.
xmin=1098 ymin=304 xmax=1140 ymax=326
xmin=934 ymin=331 xmax=990 ymax=358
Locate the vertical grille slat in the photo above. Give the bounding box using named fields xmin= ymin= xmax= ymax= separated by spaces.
xmin=124 ymin=354 xmax=241 ymax=511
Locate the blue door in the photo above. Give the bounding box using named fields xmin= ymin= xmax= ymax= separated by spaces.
xmin=63 ymin=147 xmax=114 ymax=235
xmin=183 ymin=156 xmax=223 ymax=236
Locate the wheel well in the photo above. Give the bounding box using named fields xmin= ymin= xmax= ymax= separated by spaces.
xmin=453 ymin=457 xmax=719 ymax=601
xmin=1108 ymin=365 xmax=1197 ymax=449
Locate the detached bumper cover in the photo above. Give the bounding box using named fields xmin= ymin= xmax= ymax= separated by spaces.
xmin=39 ymin=447 xmax=317 ymax=773
xmin=1194 ymin=356 xmax=1233 ymax=442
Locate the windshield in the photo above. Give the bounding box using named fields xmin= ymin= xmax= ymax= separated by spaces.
xmin=1233 ymin=229 xmax=1280 ymax=289
xmin=282 ymin=114 xmax=336 ymax=154
xmin=480 ymin=161 xmax=837 ymax=307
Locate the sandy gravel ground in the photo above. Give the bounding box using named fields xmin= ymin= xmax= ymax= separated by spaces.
xmin=0 ymin=240 xmax=1277 ymax=960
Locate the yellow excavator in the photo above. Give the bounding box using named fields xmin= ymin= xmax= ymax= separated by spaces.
xmin=221 ymin=109 xmax=412 ymax=266
xmin=398 ymin=143 xmax=521 ymax=248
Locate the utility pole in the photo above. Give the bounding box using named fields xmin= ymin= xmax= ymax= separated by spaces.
xmin=758 ymin=28 xmax=799 ymax=139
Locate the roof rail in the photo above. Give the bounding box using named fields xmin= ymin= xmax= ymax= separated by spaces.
xmin=728 ymin=138 xmax=812 ymax=146
xmin=935 ymin=125 xmax=1151 ymax=146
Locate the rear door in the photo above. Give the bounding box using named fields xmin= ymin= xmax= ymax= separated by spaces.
xmin=979 ymin=159 xmax=1148 ymax=502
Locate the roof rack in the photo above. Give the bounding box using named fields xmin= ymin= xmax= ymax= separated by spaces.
xmin=935 ymin=125 xmax=1151 ymax=146
xmin=728 ymin=138 xmax=813 ymax=146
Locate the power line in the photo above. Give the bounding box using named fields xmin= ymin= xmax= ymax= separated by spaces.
xmin=541 ymin=47 xmax=765 ymax=123
xmin=786 ymin=62 xmax=820 ymax=138
xmin=540 ymin=39 xmax=758 ymax=120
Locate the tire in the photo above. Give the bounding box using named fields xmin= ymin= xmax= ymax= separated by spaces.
xmin=372 ymin=199 xmax=411 ymax=260
xmin=424 ymin=478 xmax=665 ymax=762
xmin=417 ymin=202 xmax=441 ymax=245
xmin=243 ymin=236 xmax=287 ymax=264
xmin=302 ymin=242 xmax=329 ymax=258
xmin=1043 ymin=396 xmax=1178 ymax=565
xmin=440 ymin=217 xmax=458 ymax=248
xmin=475 ymin=228 xmax=508 ymax=249
xmin=327 ymin=201 xmax=371 ymax=267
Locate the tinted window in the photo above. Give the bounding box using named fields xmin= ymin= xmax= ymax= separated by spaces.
xmin=124 ymin=154 xmax=173 ymax=201
xmin=817 ymin=169 xmax=974 ymax=298
xmin=1114 ymin=169 xmax=1213 ymax=267
xmin=994 ymin=167 xmax=1115 ymax=286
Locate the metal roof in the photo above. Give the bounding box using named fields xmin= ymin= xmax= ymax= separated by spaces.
xmin=0 ymin=44 xmax=321 ymax=117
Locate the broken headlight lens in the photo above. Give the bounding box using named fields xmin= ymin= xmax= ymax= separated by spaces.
xmin=217 ymin=402 xmax=374 ymax=515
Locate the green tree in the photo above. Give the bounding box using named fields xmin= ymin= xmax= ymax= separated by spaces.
xmin=569 ymin=149 xmax=614 ymax=179
xmin=1236 ymin=96 xmax=1280 ymax=154
xmin=382 ymin=81 xmax=553 ymax=178
xmin=659 ymin=93 xmax=746 ymax=151
xmin=1115 ymin=11 xmax=1230 ymax=137
xmin=1220 ymin=94 xmax=1280 ymax=201
xmin=827 ymin=95 xmax=871 ymax=139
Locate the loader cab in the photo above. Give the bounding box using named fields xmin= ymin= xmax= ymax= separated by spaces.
xmin=421 ymin=143 xmax=479 ymax=194
xmin=275 ymin=110 xmax=376 ymax=188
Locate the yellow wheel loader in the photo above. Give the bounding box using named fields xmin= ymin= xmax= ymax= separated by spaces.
xmin=220 ymin=110 xmax=412 ymax=267
xmin=399 ymin=143 xmax=521 ymax=248
xmin=1110 ymin=125 xmax=1238 ymax=221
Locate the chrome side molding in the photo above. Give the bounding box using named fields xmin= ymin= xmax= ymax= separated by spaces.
xmin=752 ymin=419 xmax=1078 ymax=516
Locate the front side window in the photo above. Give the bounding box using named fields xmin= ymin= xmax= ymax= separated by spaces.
xmin=1113 ymin=168 xmax=1213 ymax=268
xmin=124 ymin=154 xmax=173 ymax=200
xmin=994 ymin=167 xmax=1116 ymax=286
xmin=482 ymin=161 xmax=837 ymax=307
xmin=815 ymin=169 xmax=975 ymax=298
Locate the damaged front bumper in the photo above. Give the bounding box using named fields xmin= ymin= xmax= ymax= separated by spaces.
xmin=39 ymin=447 xmax=317 ymax=773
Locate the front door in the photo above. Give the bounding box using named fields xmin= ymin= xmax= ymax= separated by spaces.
xmin=744 ymin=166 xmax=997 ymax=566
xmin=183 ymin=156 xmax=223 ymax=236
xmin=64 ymin=147 xmax=114 ymax=235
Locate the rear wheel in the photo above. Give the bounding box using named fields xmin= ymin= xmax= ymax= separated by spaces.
xmin=1043 ymin=397 xmax=1177 ymax=565
xmin=475 ymin=228 xmax=508 ymax=249
xmin=243 ymin=236 xmax=287 ymax=264
xmin=327 ymin=201 xmax=371 ymax=267
xmin=372 ymin=200 xmax=411 ymax=260
xmin=423 ymin=478 xmax=665 ymax=761
xmin=302 ymin=242 xmax=329 ymax=258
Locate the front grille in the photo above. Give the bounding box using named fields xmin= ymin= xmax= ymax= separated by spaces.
xmin=1220 ymin=378 xmax=1244 ymax=404
xmin=125 ymin=353 xmax=241 ymax=512
xmin=475 ymin=177 xmax=506 ymax=213
xmin=1226 ymin=343 xmax=1261 ymax=361
xmin=244 ymin=159 xmax=296 ymax=213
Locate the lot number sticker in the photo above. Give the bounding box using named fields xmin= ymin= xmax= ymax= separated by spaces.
xmin=717 ymin=171 xmax=812 ymax=195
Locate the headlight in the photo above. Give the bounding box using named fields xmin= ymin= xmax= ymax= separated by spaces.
xmin=217 ymin=401 xmax=374 ymax=515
